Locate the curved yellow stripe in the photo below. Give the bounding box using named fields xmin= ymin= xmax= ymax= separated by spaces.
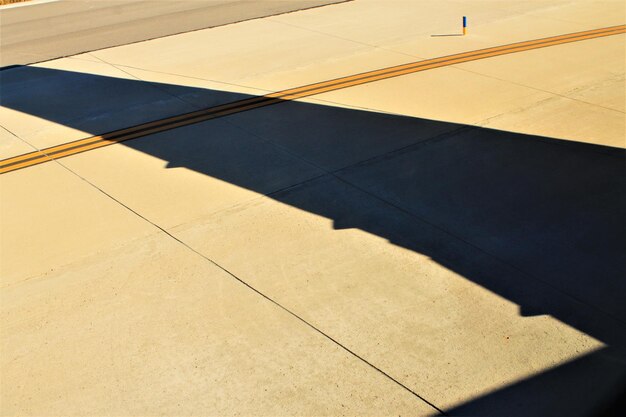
xmin=1 ymin=25 xmax=623 ymax=175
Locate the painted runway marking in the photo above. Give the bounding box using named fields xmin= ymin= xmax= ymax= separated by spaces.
xmin=1 ymin=24 xmax=624 ymax=174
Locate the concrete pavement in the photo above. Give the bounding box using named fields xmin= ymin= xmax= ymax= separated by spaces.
xmin=1 ymin=0 xmax=625 ymax=415
xmin=0 ymin=0 xmax=348 ymax=67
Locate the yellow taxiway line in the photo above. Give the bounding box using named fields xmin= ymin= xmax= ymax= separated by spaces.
xmin=1 ymin=24 xmax=624 ymax=175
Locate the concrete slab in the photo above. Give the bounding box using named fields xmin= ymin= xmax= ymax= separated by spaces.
xmin=2 ymin=0 xmax=621 ymax=153
xmin=0 ymin=0 xmax=348 ymax=67
xmin=386 ymin=14 xmax=590 ymax=59
xmin=526 ymin=0 xmax=626 ymax=27
xmin=171 ymin=174 xmax=624 ymax=413
xmin=1 ymin=231 xmax=435 ymax=415
xmin=267 ymin=0 xmax=597 ymax=59
xmin=61 ymin=117 xmax=324 ymax=229
xmin=481 ymin=94 xmax=626 ymax=147
xmin=89 ymin=17 xmax=394 ymax=90
xmin=307 ymin=66 xmax=553 ymax=128
xmin=1 ymin=0 xmax=624 ymax=414
xmin=234 ymin=47 xmax=411 ymax=93
xmin=0 ymin=127 xmax=33 ymax=160
xmin=86 ymin=0 xmax=610 ymax=94
xmin=336 ymin=127 xmax=626 ymax=321
xmin=455 ymin=35 xmax=625 ymax=108
xmin=0 ymin=161 xmax=155 ymax=286
xmin=0 ymin=59 xmax=199 ymax=149
xmin=293 ymin=35 xmax=624 ymax=147
xmin=269 ymin=0 xmax=513 ymax=49
xmin=226 ymin=99 xmax=463 ymax=171
xmin=109 ymin=65 xmax=271 ymax=108
xmin=567 ymin=76 xmax=625 ymax=113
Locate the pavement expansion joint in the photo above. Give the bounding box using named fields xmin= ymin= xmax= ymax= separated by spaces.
xmin=1 ymin=24 xmax=624 ymax=175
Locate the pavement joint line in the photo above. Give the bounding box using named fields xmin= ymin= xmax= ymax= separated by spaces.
xmin=453 ymin=65 xmax=626 ymax=116
xmin=0 ymin=1 xmax=355 ymax=69
xmin=1 ymin=24 xmax=624 ymax=175
xmin=260 ymin=26 xmax=626 ymax=98
xmin=331 ymin=165 xmax=626 ymax=331
xmin=93 ymin=61 xmax=277 ymax=95
xmin=4 ymin=99 xmax=446 ymax=412
xmin=231 ymin=118 xmax=626 ymax=331
xmin=1 ymin=110 xmax=447 ymax=413
xmin=86 ymin=52 xmax=209 ymax=114
xmin=22 ymin=131 xmax=447 ymax=416
xmin=3 ymin=27 xmax=623 ymax=411
xmin=334 ymin=171 xmax=626 ymax=330
xmin=285 ymin=18 xmax=626 ymax=117
xmin=164 ymin=120 xmax=464 ymax=233
xmin=88 ymin=62 xmax=431 ymax=120
xmin=108 ymin=60 xmax=386 ymax=119
xmin=0 ymin=124 xmax=38 ymax=151
xmin=3 ymin=25 xmax=625 ymax=166
xmin=268 ymin=15 xmax=411 ymax=55
xmin=164 ymin=227 xmax=450 ymax=416
xmin=5 ymin=101 xmax=625 ymax=410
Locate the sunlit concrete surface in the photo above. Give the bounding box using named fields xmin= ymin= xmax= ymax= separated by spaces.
xmin=0 ymin=0 xmax=348 ymax=67
xmin=1 ymin=0 xmax=625 ymax=415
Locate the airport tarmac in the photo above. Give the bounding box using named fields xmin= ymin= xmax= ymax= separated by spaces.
xmin=1 ymin=0 xmax=625 ymax=415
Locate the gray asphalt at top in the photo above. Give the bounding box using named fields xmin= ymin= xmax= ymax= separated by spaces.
xmin=0 ymin=0 xmax=348 ymax=68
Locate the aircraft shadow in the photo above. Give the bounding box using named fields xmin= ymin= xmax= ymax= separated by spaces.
xmin=2 ymin=65 xmax=625 ymax=416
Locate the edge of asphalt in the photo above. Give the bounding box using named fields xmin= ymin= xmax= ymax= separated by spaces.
xmin=0 ymin=0 xmax=353 ymax=71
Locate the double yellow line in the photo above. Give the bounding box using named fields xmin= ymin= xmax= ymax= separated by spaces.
xmin=1 ymin=24 xmax=624 ymax=175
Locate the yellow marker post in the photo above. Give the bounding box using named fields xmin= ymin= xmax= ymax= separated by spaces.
xmin=463 ymin=16 xmax=467 ymax=35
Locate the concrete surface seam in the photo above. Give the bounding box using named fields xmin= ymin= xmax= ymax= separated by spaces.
xmin=332 ymin=175 xmax=626 ymax=329
xmin=29 ymin=145 xmax=449 ymax=416
xmin=269 ymin=17 xmax=421 ymax=57
xmin=271 ymin=18 xmax=626 ymax=116
xmin=2 ymin=105 xmax=447 ymax=414
xmin=0 ymin=0 xmax=354 ymax=69
xmin=89 ymin=49 xmax=626 ymax=141
xmin=136 ymin=125 xmax=470 ymax=239
xmin=82 ymin=60 xmax=422 ymax=120
xmin=86 ymin=52 xmax=209 ymax=113
xmin=0 ymin=124 xmax=38 ymax=152
xmin=230 ymin=120 xmax=626 ymax=330
xmin=89 ymin=54 xmax=623 ymax=130
xmin=3 ymin=25 xmax=624 ymax=175
xmin=475 ymin=94 xmax=626 ymax=149
xmin=85 ymin=59 xmax=277 ymax=95
xmin=8 ymin=111 xmax=617 ymax=328
xmin=1 ymin=110 xmax=447 ymax=413
xmin=453 ymin=66 xmax=626 ymax=116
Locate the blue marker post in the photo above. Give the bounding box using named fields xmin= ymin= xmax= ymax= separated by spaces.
xmin=463 ymin=16 xmax=467 ymax=35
